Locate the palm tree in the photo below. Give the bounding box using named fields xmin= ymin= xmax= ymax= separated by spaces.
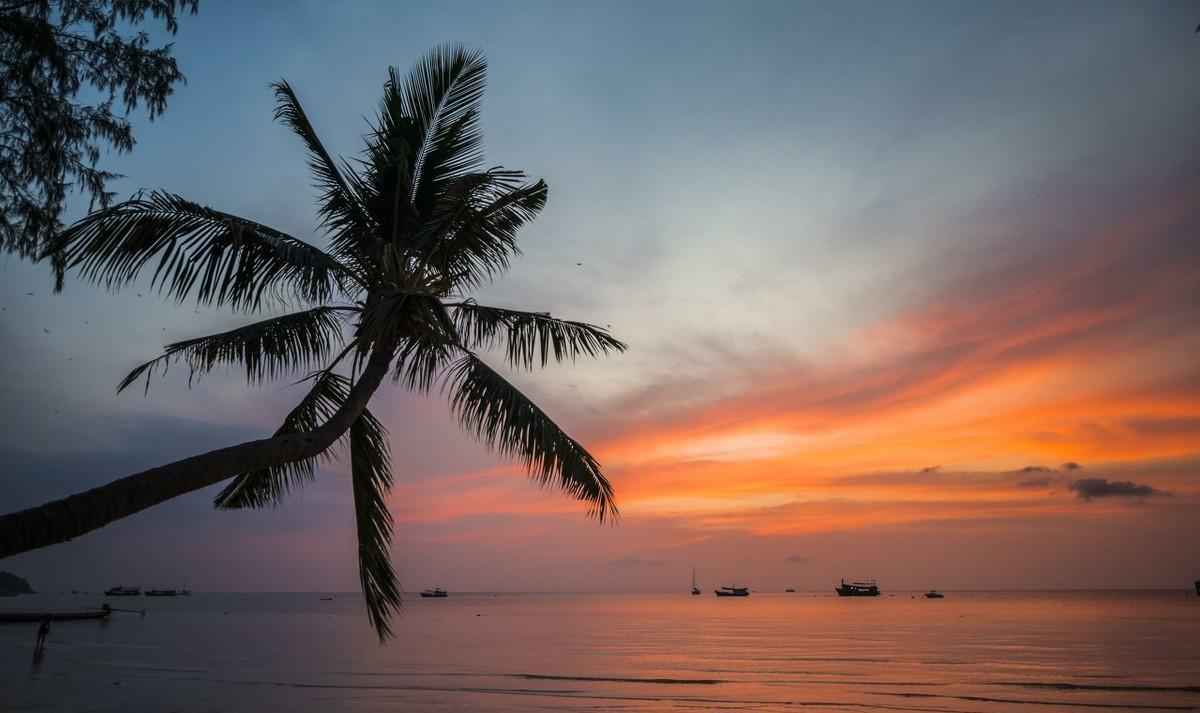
xmin=0 ymin=45 xmax=625 ymax=639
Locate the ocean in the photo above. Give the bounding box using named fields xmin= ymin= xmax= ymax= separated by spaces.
xmin=2 ymin=590 xmax=1197 ymax=711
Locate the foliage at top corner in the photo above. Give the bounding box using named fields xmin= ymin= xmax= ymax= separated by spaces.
xmin=0 ymin=0 xmax=199 ymax=268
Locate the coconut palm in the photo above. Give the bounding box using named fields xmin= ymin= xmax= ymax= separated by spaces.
xmin=0 ymin=45 xmax=625 ymax=639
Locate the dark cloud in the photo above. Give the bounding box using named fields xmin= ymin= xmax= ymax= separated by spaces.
xmin=1060 ymin=462 xmax=1083 ymax=470
xmin=784 ymin=555 xmax=811 ymax=564
xmin=919 ymin=466 xmax=940 ymax=474
xmin=1068 ymin=478 xmax=1169 ymax=501
xmin=0 ymin=415 xmax=354 ymax=593
xmin=1020 ymin=465 xmax=1053 ymax=473
xmin=0 ymin=415 xmax=255 ymax=511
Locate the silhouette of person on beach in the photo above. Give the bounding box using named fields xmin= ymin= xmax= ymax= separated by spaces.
xmin=35 ymin=615 xmax=50 ymax=652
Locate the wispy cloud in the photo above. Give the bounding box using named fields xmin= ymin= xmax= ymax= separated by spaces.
xmin=600 ymin=557 xmax=666 ymax=568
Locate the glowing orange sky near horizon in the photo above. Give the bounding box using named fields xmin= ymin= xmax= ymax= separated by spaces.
xmin=391 ymin=188 xmax=1200 ymax=544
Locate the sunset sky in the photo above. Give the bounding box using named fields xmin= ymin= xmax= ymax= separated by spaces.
xmin=1 ymin=1 xmax=1197 ymax=593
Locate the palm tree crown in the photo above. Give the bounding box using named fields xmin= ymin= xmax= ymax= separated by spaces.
xmin=45 ymin=45 xmax=625 ymax=640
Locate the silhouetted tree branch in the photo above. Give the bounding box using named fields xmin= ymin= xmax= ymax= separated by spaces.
xmin=0 ymin=0 xmax=197 ymax=272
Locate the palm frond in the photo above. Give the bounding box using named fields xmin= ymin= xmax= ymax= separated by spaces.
xmin=356 ymin=290 xmax=456 ymax=351
xmin=394 ymin=45 xmax=487 ymax=210
xmin=46 ymin=192 xmax=357 ymax=310
xmin=423 ymin=177 xmax=548 ymax=288
xmin=349 ymin=407 xmax=400 ymax=641
xmin=358 ymin=111 xmax=413 ymax=260
xmin=452 ymin=300 xmax=626 ymax=370
xmin=392 ymin=337 xmax=455 ymax=392
xmin=213 ymin=371 xmax=352 ymax=509
xmin=272 ymin=81 xmax=375 ymax=253
xmin=118 ymin=307 xmax=349 ymax=393
xmin=445 ymin=352 xmax=617 ymax=522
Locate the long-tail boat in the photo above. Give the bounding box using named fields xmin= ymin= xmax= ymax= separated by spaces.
xmin=835 ymin=579 xmax=881 ymax=597
xmin=0 ymin=609 xmax=112 ymax=623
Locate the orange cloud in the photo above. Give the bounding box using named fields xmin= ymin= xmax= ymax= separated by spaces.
xmin=386 ymin=179 xmax=1200 ymax=553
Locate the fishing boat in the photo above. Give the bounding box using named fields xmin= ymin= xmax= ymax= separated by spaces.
xmin=420 ymin=588 xmax=448 ymax=598
xmin=714 ymin=585 xmax=749 ymax=597
xmin=924 ymin=590 xmax=945 ymax=599
xmin=104 ymin=586 xmax=140 ymax=596
xmin=785 ymin=588 xmax=796 ymax=593
xmin=0 ymin=609 xmax=112 ymax=623
xmin=691 ymin=566 xmax=701 ymax=596
xmin=835 ymin=579 xmax=881 ymax=597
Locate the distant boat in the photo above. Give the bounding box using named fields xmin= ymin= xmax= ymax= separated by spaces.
xmin=691 ymin=565 xmax=701 ymax=596
xmin=420 ymin=588 xmax=448 ymax=598
xmin=1194 ymin=580 xmax=1199 ymax=596
xmin=835 ymin=579 xmax=880 ymax=597
xmin=104 ymin=586 xmax=140 ymax=596
xmin=144 ymin=588 xmax=177 ymax=597
xmin=715 ymin=585 xmax=749 ymax=597
xmin=0 ymin=609 xmax=111 ymax=623
xmin=924 ymin=590 xmax=945 ymax=599
xmin=180 ymin=576 xmax=191 ymax=596
xmin=785 ymin=588 xmax=796 ymax=593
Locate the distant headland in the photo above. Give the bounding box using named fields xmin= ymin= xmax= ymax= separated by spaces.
xmin=0 ymin=571 xmax=33 ymax=595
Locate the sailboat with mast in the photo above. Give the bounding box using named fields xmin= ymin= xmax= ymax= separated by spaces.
xmin=691 ymin=565 xmax=701 ymax=596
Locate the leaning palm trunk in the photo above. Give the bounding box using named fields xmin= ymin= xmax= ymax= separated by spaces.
xmin=0 ymin=46 xmax=626 ymax=641
xmin=0 ymin=343 xmax=394 ymax=558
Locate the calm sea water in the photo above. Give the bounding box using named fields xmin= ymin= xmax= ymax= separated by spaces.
xmin=2 ymin=590 xmax=1198 ymax=712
